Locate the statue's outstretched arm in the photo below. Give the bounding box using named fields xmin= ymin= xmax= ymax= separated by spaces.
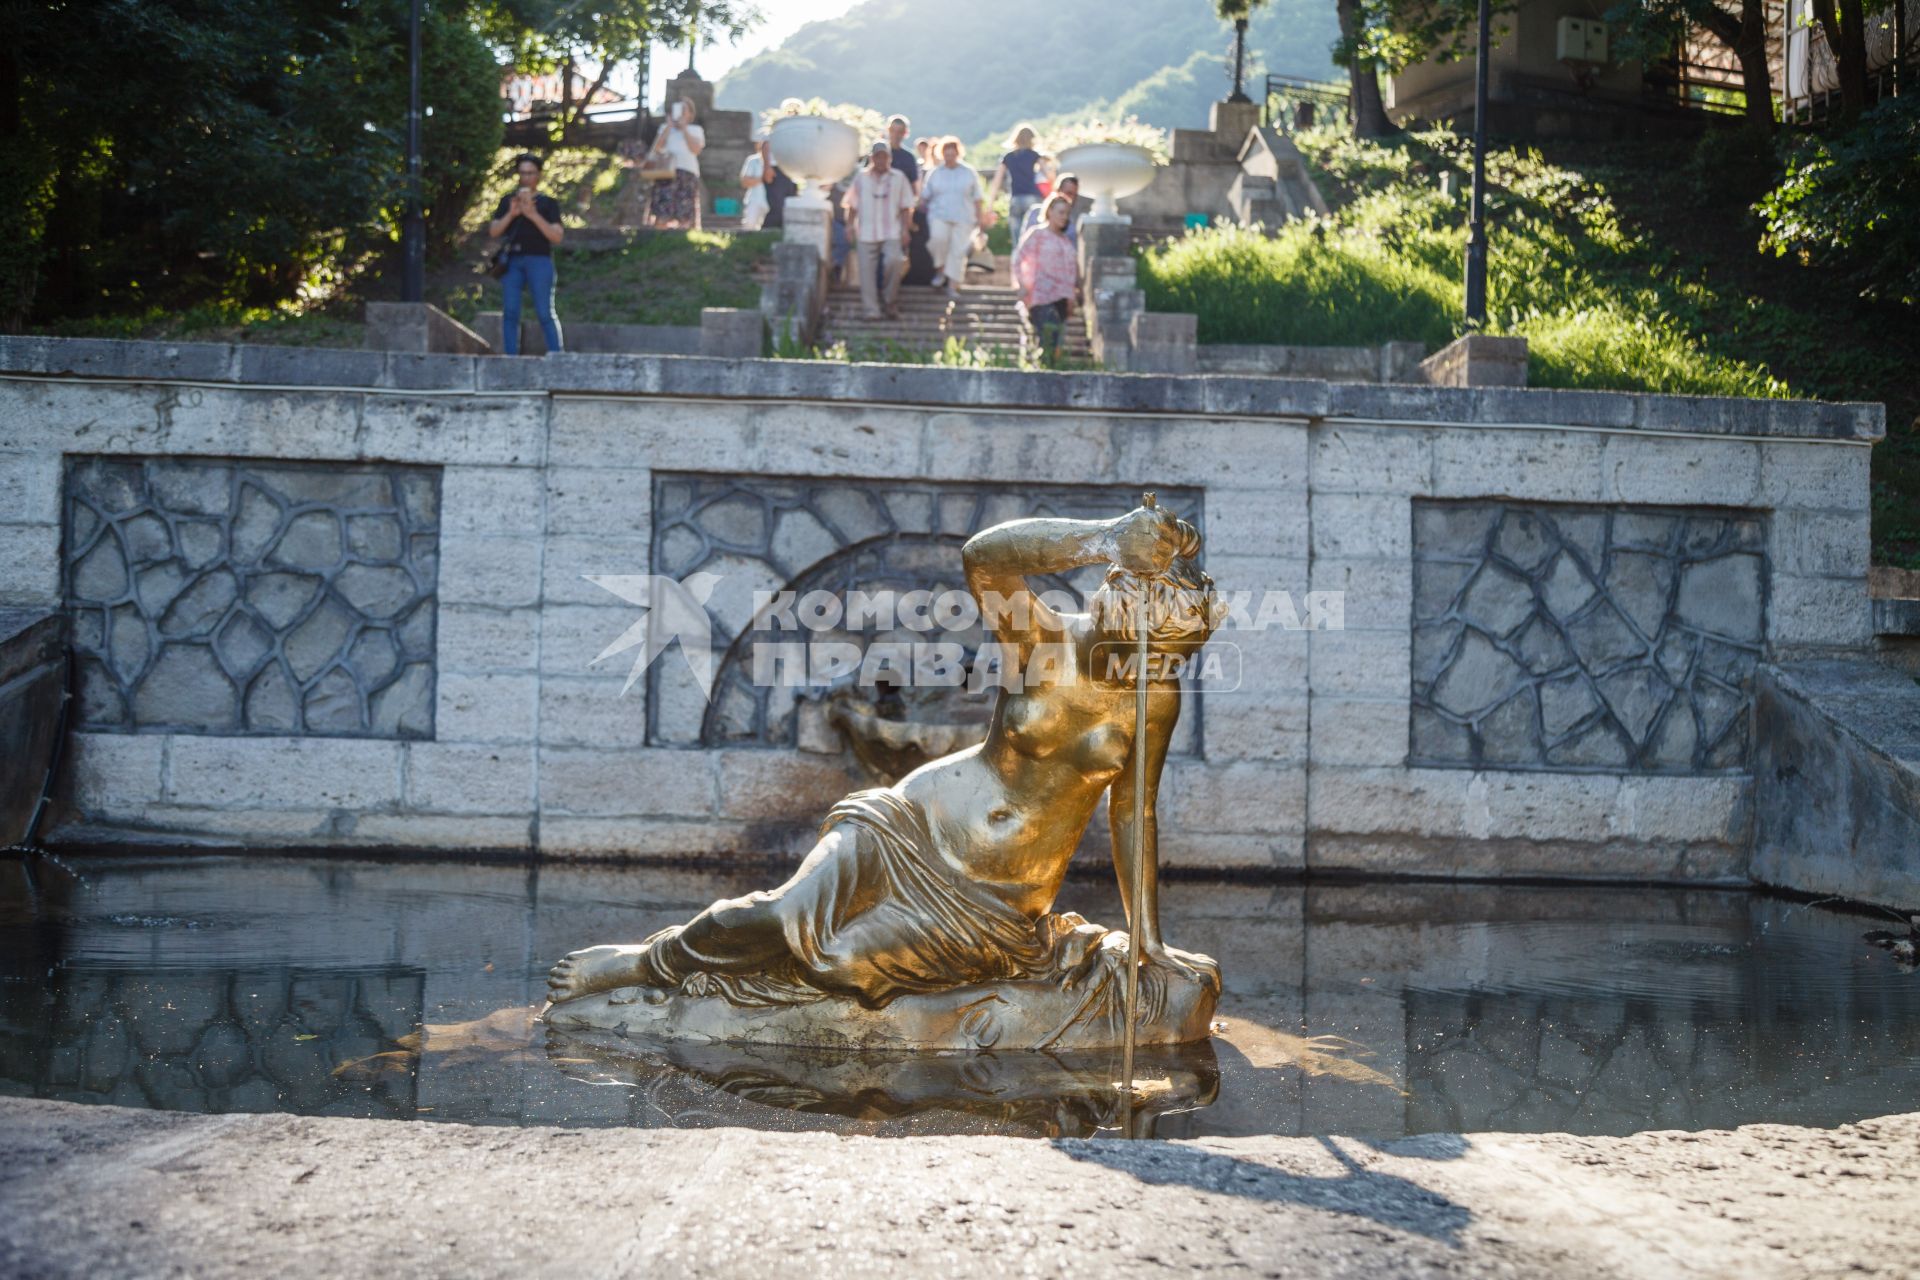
xmin=962 ymin=507 xmax=1185 ymax=636
xmin=962 ymin=517 xmax=1113 ymax=601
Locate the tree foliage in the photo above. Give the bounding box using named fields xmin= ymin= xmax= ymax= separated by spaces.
xmin=1757 ymin=95 xmax=1920 ymax=306
xmin=1335 ymin=0 xmax=1489 ymax=71
xmin=0 ymin=0 xmax=502 ymax=327
xmin=478 ymin=0 xmax=756 ymax=71
xmin=476 ymin=0 xmax=757 ymax=128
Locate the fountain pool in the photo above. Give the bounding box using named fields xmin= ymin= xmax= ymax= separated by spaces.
xmin=1 ymin=854 xmax=1914 ymax=1140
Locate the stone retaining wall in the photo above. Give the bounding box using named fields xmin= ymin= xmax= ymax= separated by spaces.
xmin=0 ymin=337 xmax=1881 ymax=882
xmin=0 ymin=609 xmax=63 ymax=845
xmin=1752 ymin=660 xmax=1920 ymax=908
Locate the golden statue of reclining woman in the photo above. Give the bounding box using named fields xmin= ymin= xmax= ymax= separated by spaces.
xmin=545 ymin=498 xmax=1226 ymax=1052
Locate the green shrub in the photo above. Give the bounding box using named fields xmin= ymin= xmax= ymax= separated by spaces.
xmin=41 ymin=301 xmax=364 ymax=347
xmin=1139 ymin=223 xmax=1456 ymax=346
xmin=1684 ymin=127 xmax=1780 ymax=205
xmin=0 ymin=134 xmax=55 ymax=331
xmin=1758 ymin=96 xmax=1920 ymax=307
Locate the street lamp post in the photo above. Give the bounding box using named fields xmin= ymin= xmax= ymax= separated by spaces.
xmin=1229 ymin=17 xmax=1251 ymax=102
xmin=402 ymin=0 xmax=425 ymax=303
xmin=1462 ymin=0 xmax=1490 ymax=328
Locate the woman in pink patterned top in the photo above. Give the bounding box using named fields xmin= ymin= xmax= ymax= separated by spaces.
xmin=1011 ymin=193 xmax=1080 ymax=364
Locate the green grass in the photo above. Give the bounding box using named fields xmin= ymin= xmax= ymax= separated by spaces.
xmin=40 ymin=302 xmax=366 ymax=347
xmin=1520 ymin=306 xmax=1782 ymax=398
xmin=560 ymin=229 xmax=777 ymax=328
xmin=1139 ymin=127 xmax=1790 ymax=398
xmin=440 ymin=155 xmax=781 ymax=329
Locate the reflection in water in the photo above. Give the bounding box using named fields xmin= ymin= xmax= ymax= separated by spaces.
xmin=546 ymin=1030 xmax=1220 ymax=1138
xmin=2 ymin=854 xmax=1917 ymax=1138
xmin=1212 ymin=1018 xmax=1402 ymax=1093
xmin=332 ymin=1006 xmax=548 ymax=1084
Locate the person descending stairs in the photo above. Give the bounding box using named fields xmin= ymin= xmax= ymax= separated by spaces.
xmin=817 ymin=251 xmax=1092 ymax=364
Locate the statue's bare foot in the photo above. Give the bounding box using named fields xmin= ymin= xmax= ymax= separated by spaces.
xmin=547 ymin=943 xmax=654 ymax=1005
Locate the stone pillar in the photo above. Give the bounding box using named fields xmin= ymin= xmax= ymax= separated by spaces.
xmin=760 ymin=240 xmax=824 ymax=349
xmin=1128 ymin=312 xmax=1198 ymax=374
xmin=1079 ymin=216 xmax=1143 ymax=369
xmin=701 ymin=307 xmax=765 ymax=359
xmin=1209 ymin=99 xmax=1264 ymax=145
xmin=663 ymin=69 xmax=714 ymax=121
xmin=781 ymin=202 xmax=832 ymax=259
xmin=1078 ymin=216 xmax=1134 ymax=268
xmin=363 ymin=302 xmax=489 ymax=355
xmin=1418 ymin=334 xmax=1529 ymax=387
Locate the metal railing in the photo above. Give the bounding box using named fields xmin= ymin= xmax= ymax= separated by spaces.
xmin=1643 ymin=57 xmax=1750 ymax=115
xmin=1262 ymin=74 xmax=1351 ymax=130
xmin=501 ymin=98 xmax=652 ymax=148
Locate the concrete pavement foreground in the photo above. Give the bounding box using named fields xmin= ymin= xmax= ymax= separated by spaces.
xmin=0 ymin=1098 xmax=1913 ymax=1278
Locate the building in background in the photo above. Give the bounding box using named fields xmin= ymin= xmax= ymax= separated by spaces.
xmin=1388 ymin=0 xmax=1913 ymax=136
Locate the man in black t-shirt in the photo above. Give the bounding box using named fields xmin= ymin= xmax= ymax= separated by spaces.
xmin=886 ymin=114 xmax=934 ymax=285
xmin=764 ymin=166 xmax=799 ymax=229
xmin=886 ymin=115 xmax=920 ymax=189
xmin=487 ymin=153 xmax=566 ymax=355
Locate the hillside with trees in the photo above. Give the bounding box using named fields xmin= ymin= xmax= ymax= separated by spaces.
xmin=713 ymin=0 xmax=1341 ymax=141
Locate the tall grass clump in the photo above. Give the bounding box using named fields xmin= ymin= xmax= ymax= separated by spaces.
xmin=1139 ymin=224 xmax=1456 ymax=347
xmin=1523 ymin=308 xmax=1786 ymax=397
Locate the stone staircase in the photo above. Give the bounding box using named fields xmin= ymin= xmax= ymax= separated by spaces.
xmin=608 ymin=165 xmax=748 ymax=233
xmin=815 ymin=260 xmax=1092 ymax=363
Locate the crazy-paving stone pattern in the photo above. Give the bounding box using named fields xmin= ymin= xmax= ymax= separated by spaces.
xmin=64 ymin=456 xmax=440 ymax=738
xmin=1411 ymin=501 xmax=1766 ymax=773
xmin=649 ymin=475 xmax=1204 ymax=749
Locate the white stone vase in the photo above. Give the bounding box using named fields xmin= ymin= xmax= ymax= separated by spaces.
xmin=768 ymin=115 xmax=860 ymax=208
xmin=1054 ymin=142 xmax=1157 ymax=220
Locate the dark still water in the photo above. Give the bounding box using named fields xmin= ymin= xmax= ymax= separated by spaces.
xmin=1 ymin=854 xmax=1916 ymax=1140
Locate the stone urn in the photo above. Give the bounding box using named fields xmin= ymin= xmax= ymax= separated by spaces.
xmin=769 ymin=115 xmax=860 ymax=209
xmin=1054 ymin=142 xmax=1157 ymax=220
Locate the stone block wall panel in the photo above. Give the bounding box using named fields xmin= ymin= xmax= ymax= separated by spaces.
xmin=647 ymin=473 xmax=1204 ymax=752
xmin=1410 ymin=500 xmax=1766 ymax=774
xmin=63 ymin=456 xmax=440 ymax=738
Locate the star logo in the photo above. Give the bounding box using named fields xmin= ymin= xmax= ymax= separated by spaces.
xmin=584 ymin=572 xmax=724 ymax=700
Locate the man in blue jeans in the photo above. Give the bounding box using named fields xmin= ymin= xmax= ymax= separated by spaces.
xmin=487 ymin=153 xmax=565 ymax=354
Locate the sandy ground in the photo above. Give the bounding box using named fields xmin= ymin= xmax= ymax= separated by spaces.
xmin=1 ymin=1098 xmax=1914 ymax=1278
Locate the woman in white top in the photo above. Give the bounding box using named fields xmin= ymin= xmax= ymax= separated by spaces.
xmin=739 ymin=130 xmax=771 ymax=231
xmin=919 ymin=136 xmax=984 ymax=299
xmin=646 ymin=97 xmax=706 ymax=229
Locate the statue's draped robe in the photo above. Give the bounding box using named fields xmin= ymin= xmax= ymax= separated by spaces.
xmin=642 ymin=789 xmax=1060 ymax=1008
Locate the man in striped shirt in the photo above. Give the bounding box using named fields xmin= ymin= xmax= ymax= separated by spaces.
xmin=845 ymin=142 xmax=915 ymax=320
